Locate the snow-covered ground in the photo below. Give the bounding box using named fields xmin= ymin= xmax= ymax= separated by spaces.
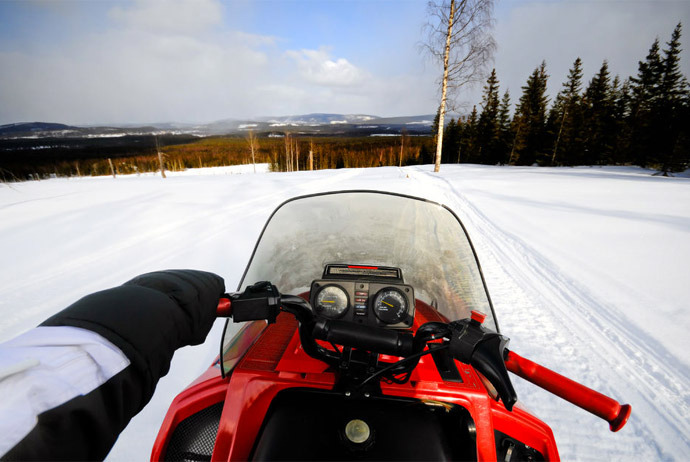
xmin=0 ymin=164 xmax=688 ymax=460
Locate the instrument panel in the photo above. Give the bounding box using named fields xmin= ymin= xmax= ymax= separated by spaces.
xmin=310 ymin=264 xmax=415 ymax=329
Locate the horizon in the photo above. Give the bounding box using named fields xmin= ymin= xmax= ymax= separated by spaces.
xmin=1 ymin=0 xmax=688 ymax=126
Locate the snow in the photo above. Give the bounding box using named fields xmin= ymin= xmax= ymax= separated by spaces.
xmin=0 ymin=164 xmax=688 ymax=460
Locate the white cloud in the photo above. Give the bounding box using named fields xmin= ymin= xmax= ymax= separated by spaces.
xmin=285 ymin=48 xmax=368 ymax=87
xmin=0 ymin=1 xmax=277 ymax=124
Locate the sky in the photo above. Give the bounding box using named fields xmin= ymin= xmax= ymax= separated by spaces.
xmin=0 ymin=0 xmax=688 ymax=125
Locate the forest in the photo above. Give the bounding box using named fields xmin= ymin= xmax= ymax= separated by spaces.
xmin=438 ymin=23 xmax=689 ymax=173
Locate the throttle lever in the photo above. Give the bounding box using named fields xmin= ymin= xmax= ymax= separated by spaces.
xmin=448 ymin=311 xmax=517 ymax=411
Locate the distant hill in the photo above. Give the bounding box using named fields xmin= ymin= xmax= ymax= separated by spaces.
xmin=0 ymin=122 xmax=79 ymax=136
xmin=0 ymin=113 xmax=435 ymax=139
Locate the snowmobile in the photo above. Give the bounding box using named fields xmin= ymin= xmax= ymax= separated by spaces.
xmin=151 ymin=191 xmax=631 ymax=461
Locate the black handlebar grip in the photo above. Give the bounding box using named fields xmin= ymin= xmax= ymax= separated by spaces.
xmin=313 ymin=319 xmax=414 ymax=357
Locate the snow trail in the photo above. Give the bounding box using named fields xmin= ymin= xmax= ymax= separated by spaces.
xmin=406 ymin=166 xmax=690 ymax=460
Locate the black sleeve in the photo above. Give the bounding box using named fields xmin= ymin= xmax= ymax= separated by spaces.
xmin=3 ymin=269 xmax=225 ymax=461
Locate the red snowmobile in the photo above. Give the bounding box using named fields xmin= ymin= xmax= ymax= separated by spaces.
xmin=152 ymin=191 xmax=630 ymax=461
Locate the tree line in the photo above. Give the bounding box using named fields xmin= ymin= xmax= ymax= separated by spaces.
xmin=1 ymin=134 xmax=437 ymax=181
xmin=436 ymin=23 xmax=690 ymax=173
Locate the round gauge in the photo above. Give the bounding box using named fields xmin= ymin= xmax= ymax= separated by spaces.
xmin=373 ymin=288 xmax=408 ymax=324
xmin=315 ymin=285 xmax=349 ymax=318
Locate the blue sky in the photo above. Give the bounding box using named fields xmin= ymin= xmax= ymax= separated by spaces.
xmin=1 ymin=0 xmax=688 ymax=125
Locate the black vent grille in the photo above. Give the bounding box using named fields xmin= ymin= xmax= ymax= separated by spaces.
xmin=164 ymin=402 xmax=224 ymax=462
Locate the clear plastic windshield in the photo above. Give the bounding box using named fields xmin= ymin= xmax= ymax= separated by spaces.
xmin=239 ymin=191 xmax=497 ymax=331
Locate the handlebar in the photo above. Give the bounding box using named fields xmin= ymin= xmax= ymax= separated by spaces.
xmin=215 ymin=290 xmax=631 ymax=432
xmin=505 ymin=350 xmax=631 ymax=432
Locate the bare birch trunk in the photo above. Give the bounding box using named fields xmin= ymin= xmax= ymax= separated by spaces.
xmin=108 ymin=158 xmax=116 ymax=178
xmin=309 ymin=139 xmax=314 ymax=170
xmin=155 ymin=136 xmax=166 ymax=178
xmin=399 ymin=133 xmax=404 ymax=167
xmin=434 ymin=0 xmax=455 ymax=173
xmin=284 ymin=133 xmax=290 ymax=172
xmin=247 ymin=130 xmax=258 ymax=173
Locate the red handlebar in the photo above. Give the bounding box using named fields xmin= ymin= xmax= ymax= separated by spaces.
xmin=505 ymin=350 xmax=631 ymax=432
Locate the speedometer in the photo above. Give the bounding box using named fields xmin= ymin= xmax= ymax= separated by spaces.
xmin=373 ymin=288 xmax=408 ymax=324
xmin=315 ymin=285 xmax=349 ymax=318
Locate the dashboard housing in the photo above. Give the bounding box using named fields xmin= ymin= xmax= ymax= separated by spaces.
xmin=309 ymin=264 xmax=415 ymax=329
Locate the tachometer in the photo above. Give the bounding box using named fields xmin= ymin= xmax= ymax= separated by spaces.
xmin=315 ymin=285 xmax=349 ymax=318
xmin=373 ymin=288 xmax=408 ymax=324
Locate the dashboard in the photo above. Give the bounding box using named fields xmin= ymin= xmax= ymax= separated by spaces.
xmin=309 ymin=264 xmax=415 ymax=329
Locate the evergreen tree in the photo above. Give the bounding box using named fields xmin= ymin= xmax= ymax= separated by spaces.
xmin=582 ymin=60 xmax=617 ymax=164
xmin=431 ymin=106 xmax=442 ymax=142
xmin=628 ymin=38 xmax=664 ymax=167
xmin=677 ymin=79 xmax=690 ymax=170
xmin=461 ymin=106 xmax=480 ymax=163
xmin=497 ymin=90 xmax=512 ymax=164
xmin=513 ymin=61 xmax=550 ymax=165
xmin=442 ymin=118 xmax=460 ymax=163
xmin=657 ymin=23 xmax=688 ymax=173
xmin=477 ymin=69 xmax=502 ymax=164
xmin=611 ymin=77 xmax=632 ymax=164
xmin=549 ymin=57 xmax=585 ymax=165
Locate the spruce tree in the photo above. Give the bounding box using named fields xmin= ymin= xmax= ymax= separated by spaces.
xmin=461 ymin=106 xmax=479 ymax=163
xmin=497 ymin=90 xmax=512 ymax=164
xmin=514 ymin=61 xmax=549 ymax=165
xmin=549 ymin=57 xmax=585 ymax=165
xmin=431 ymin=106 xmax=442 ymax=143
xmin=442 ymin=118 xmax=460 ymax=163
xmin=628 ymin=38 xmax=663 ymax=167
xmin=477 ymin=69 xmax=502 ymax=164
xmin=612 ymin=76 xmax=632 ymax=164
xmin=657 ymin=23 xmax=688 ymax=173
xmin=583 ymin=60 xmax=616 ymax=164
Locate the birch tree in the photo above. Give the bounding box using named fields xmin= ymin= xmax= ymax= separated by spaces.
xmin=423 ymin=0 xmax=495 ymax=172
xmin=154 ymin=135 xmax=166 ymax=178
xmin=246 ymin=129 xmax=258 ymax=173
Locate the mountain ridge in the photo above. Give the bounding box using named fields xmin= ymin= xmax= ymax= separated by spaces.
xmin=0 ymin=113 xmax=435 ymax=139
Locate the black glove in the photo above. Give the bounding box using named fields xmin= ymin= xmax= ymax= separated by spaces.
xmin=8 ymin=270 xmax=226 ymax=461
xmin=42 ymin=269 xmax=225 ymax=384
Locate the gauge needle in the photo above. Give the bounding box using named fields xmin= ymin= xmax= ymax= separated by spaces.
xmin=382 ymin=301 xmax=394 ymax=307
xmin=322 ymin=300 xmax=335 ymax=303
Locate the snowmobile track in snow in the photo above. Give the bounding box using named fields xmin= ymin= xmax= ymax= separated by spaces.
xmin=407 ymin=166 xmax=690 ymax=461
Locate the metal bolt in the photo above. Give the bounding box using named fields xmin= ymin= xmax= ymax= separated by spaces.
xmin=345 ymin=391 xmax=351 ymax=397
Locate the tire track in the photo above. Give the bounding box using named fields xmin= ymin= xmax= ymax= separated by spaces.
xmin=406 ymin=166 xmax=690 ymax=460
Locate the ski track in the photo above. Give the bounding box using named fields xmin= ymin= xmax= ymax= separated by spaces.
xmin=406 ymin=166 xmax=690 ymax=461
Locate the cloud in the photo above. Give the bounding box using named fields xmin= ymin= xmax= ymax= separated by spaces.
xmin=0 ymin=0 xmax=278 ymax=124
xmin=285 ymin=48 xmax=368 ymax=87
xmin=108 ymin=0 xmax=222 ymax=34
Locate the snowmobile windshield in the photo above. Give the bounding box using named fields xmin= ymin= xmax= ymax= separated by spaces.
xmin=239 ymin=191 xmax=497 ymax=331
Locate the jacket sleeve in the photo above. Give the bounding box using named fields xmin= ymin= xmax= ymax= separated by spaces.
xmin=1 ymin=269 xmax=225 ymax=461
